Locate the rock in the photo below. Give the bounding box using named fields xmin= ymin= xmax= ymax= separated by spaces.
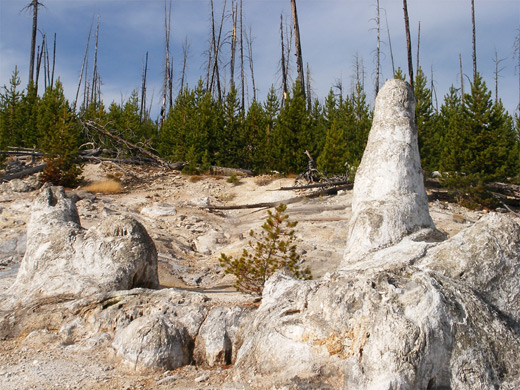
xmin=194 ymin=306 xmax=252 ymax=367
xmin=140 ymin=202 xmax=177 ymax=218
xmin=194 ymin=230 xmax=226 ymax=255
xmin=7 ymin=186 xmax=158 ymax=301
xmin=417 ymin=212 xmax=520 ymax=330
xmin=0 ymin=233 xmax=26 ymax=265
xmin=343 ymin=79 xmax=437 ymax=265
xmin=112 ymin=312 xmax=192 ymax=370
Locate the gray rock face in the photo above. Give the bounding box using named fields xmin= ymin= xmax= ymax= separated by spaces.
xmin=8 ymin=186 xmax=158 ymax=301
xmin=343 ymin=79 xmax=436 ymax=265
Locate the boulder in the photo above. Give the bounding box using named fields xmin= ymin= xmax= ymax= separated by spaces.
xmin=194 ymin=306 xmax=252 ymax=367
xmin=343 ymin=79 xmax=437 ymax=265
xmin=7 ymin=186 xmax=158 ymax=301
xmin=112 ymin=312 xmax=192 ymax=371
xmin=140 ymin=202 xmax=177 ymax=218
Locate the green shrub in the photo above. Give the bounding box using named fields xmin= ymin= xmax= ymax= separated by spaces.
xmin=226 ymin=173 xmax=240 ymax=184
xmin=219 ymin=203 xmax=312 ymax=296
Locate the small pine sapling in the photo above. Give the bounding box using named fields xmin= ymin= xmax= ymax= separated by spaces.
xmin=219 ymin=203 xmax=312 ymax=296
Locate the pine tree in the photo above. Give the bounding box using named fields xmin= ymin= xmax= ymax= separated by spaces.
xmin=0 ymin=68 xmax=23 ymax=150
xmin=317 ymin=117 xmax=347 ymax=174
xmin=439 ymin=86 xmax=464 ymax=173
xmin=218 ymin=86 xmax=242 ymax=167
xmin=414 ymin=67 xmax=439 ymax=171
xmin=272 ymin=82 xmax=309 ymax=173
xmin=242 ymin=100 xmax=268 ymax=172
xmin=37 ymin=80 xmax=83 ymax=186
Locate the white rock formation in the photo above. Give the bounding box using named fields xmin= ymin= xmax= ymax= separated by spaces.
xmin=8 ymin=186 xmax=158 ymax=301
xmin=233 ymin=80 xmax=520 ymax=389
xmin=343 ymin=79 xmax=436 ymax=265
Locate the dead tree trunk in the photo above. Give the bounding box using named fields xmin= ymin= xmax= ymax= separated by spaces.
xmin=416 ymin=21 xmax=421 ymax=73
xmin=74 ymin=17 xmax=94 ymax=112
xmin=459 ymin=53 xmax=464 ymax=100
xmin=140 ymin=51 xmax=148 ymax=122
xmin=230 ymin=0 xmax=238 ymax=90
xmin=91 ymin=15 xmax=100 ymax=105
xmin=402 ymin=0 xmax=413 ymax=88
xmin=247 ymin=27 xmax=257 ymax=102
xmin=493 ymin=47 xmax=506 ymax=102
xmin=27 ymin=0 xmax=40 ymax=85
xmin=180 ymin=37 xmax=189 ymax=94
xmin=471 ymin=0 xmax=477 ymax=80
xmin=51 ymin=33 xmax=56 ymax=89
xmin=385 ymin=12 xmax=396 ymax=76
xmin=375 ymin=0 xmax=381 ymax=96
xmin=240 ymin=0 xmax=245 ymax=111
xmin=306 ymin=63 xmax=311 ymax=108
xmin=160 ymin=0 xmax=172 ymax=129
xmin=209 ymin=0 xmax=226 ymax=101
xmin=291 ymin=0 xmax=306 ymax=101
xmin=280 ymin=14 xmax=288 ymax=105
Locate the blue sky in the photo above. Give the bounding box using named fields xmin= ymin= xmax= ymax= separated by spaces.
xmin=1 ymin=0 xmax=519 ymax=119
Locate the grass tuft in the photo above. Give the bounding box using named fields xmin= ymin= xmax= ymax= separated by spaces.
xmin=82 ymin=180 xmax=123 ymax=194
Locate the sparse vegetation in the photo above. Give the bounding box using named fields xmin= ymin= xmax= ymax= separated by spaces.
xmin=219 ymin=203 xmax=312 ymax=296
xmin=82 ymin=180 xmax=123 ymax=194
xmin=226 ymin=174 xmax=241 ymax=185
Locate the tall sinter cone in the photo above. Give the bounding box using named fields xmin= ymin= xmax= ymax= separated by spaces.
xmin=343 ymin=79 xmax=435 ymax=264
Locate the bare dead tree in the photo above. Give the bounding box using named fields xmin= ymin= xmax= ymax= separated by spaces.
xmin=91 ymin=15 xmax=100 ymax=105
xmin=514 ymin=26 xmax=520 ymax=107
xmin=402 ymin=0 xmax=414 ymax=88
xmin=459 ymin=53 xmax=465 ymax=100
xmin=430 ymin=65 xmax=438 ymax=111
xmin=290 ymin=0 xmax=306 ymax=101
xmin=50 ymin=33 xmax=56 ymax=89
xmin=384 ymin=11 xmax=395 ymax=76
xmin=246 ymin=26 xmax=257 ymax=102
xmin=240 ymin=0 xmax=245 ymax=111
xmin=493 ymin=47 xmax=506 ymax=102
xmin=140 ymin=51 xmax=148 ymax=122
xmin=306 ymin=62 xmax=312 ymax=108
xmin=160 ymin=0 xmax=172 ymax=128
xmin=416 ymin=21 xmax=421 ymax=73
xmin=230 ymin=0 xmax=238 ymax=90
xmin=35 ymin=43 xmax=43 ymax=94
xmin=24 ymin=0 xmax=43 ymax=85
xmin=180 ymin=37 xmax=190 ymax=94
xmin=353 ymin=53 xmax=365 ymax=90
xmin=375 ymin=0 xmax=381 ymax=96
xmin=74 ymin=16 xmax=94 ymax=112
xmin=280 ymin=14 xmax=288 ymax=105
xmin=471 ymin=0 xmax=477 ymax=80
xmin=209 ymin=0 xmax=226 ymax=101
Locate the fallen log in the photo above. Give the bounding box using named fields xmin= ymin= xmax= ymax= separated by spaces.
xmin=0 ymin=164 xmax=46 ymax=183
xmin=278 ymin=181 xmax=352 ymax=191
xmin=206 ymin=184 xmax=351 ymax=210
xmin=82 ymin=120 xmax=173 ymax=169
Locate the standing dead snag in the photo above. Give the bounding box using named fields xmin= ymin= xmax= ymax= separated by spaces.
xmin=291 ymin=0 xmax=306 ymax=102
xmin=402 ymin=0 xmax=414 ymax=88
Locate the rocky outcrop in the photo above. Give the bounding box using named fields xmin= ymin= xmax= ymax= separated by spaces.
xmin=234 ymin=79 xmax=520 ymax=389
xmin=235 ymin=214 xmax=520 ymax=389
xmin=343 ymin=79 xmax=437 ymax=265
xmin=7 ymin=185 xmax=158 ymax=301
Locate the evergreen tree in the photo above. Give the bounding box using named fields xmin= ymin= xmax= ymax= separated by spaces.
xmin=263 ymin=86 xmax=280 ymax=169
xmin=272 ymin=82 xmax=309 ymax=173
xmin=439 ymin=86 xmax=464 ymax=173
xmin=0 ymin=68 xmax=24 ymax=150
xmin=37 ymin=80 xmax=83 ymax=186
xmin=218 ymin=86 xmax=242 ymax=167
xmin=317 ymin=117 xmax=347 ymax=174
xmin=242 ymin=100 xmax=268 ymax=172
xmin=414 ymin=67 xmax=439 ymax=171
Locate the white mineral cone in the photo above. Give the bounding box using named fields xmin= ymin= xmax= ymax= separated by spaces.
xmin=342 ymin=79 xmax=436 ymax=265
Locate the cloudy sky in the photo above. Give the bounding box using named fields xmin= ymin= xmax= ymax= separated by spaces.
xmin=1 ymin=0 xmax=519 ymax=119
